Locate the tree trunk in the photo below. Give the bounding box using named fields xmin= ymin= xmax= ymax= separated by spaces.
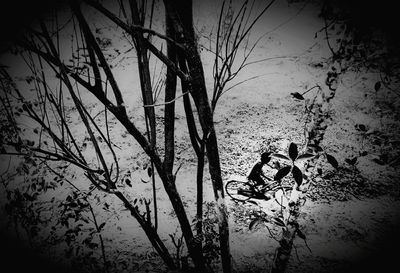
xmin=163 ymin=10 xmax=177 ymax=176
xmin=128 ymin=0 xmax=159 ymax=230
xmin=164 ymin=1 xmax=232 ymax=272
xmin=196 ymin=142 xmax=205 ymax=239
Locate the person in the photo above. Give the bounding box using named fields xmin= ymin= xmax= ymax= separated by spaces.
xmin=247 ymin=152 xmax=272 ymax=190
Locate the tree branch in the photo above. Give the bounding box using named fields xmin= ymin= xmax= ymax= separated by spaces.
xmin=83 ymin=0 xmax=188 ymax=81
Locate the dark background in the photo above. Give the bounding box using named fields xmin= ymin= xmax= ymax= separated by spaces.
xmin=0 ymin=0 xmax=399 ymax=39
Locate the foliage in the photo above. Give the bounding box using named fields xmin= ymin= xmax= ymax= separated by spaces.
xmin=272 ymin=142 xmax=315 ymax=188
xmin=319 ymin=0 xmax=400 ymax=96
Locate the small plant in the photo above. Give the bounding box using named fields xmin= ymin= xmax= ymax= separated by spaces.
xmin=245 ymin=140 xmax=339 ymax=273
xmin=271 ymin=142 xmax=315 ymax=189
xmin=244 ymin=142 xmax=315 ymax=250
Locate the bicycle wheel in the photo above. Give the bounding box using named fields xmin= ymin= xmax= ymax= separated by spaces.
xmin=273 ymin=185 xmax=293 ymax=208
xmin=225 ymin=180 xmax=252 ymax=202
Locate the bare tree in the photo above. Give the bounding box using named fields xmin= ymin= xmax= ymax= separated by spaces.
xmin=0 ymin=0 xmax=275 ymax=272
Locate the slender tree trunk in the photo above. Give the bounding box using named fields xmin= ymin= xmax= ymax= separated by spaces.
xmin=178 ymin=56 xmax=205 ymax=246
xmin=196 ymin=141 xmax=205 ymax=238
xmin=163 ymin=8 xmax=210 ymax=272
xmin=163 ymin=6 xmax=177 ymax=175
xmin=176 ymin=39 xmax=204 ymax=243
xmin=128 ymin=0 xmax=159 ymax=230
xmin=164 ymin=1 xmax=232 ymax=272
xmin=181 ymin=22 xmax=232 ymax=273
xmin=125 ymin=0 xmax=157 ymax=149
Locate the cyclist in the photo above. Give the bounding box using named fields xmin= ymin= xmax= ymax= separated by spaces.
xmin=247 ymin=152 xmax=272 ymax=191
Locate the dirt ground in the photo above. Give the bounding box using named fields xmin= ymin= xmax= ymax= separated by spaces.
xmin=1 ymin=0 xmax=400 ymax=272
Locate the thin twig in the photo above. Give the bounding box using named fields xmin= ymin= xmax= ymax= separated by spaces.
xmin=143 ymin=90 xmax=191 ymax=108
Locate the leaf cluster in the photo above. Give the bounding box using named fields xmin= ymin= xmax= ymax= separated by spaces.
xmin=272 ymin=142 xmax=314 ymax=187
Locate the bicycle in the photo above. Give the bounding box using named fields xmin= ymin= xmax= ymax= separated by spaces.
xmin=225 ymin=178 xmax=293 ymax=206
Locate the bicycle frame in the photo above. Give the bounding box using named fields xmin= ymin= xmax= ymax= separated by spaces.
xmin=225 ymin=179 xmax=293 ymax=204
